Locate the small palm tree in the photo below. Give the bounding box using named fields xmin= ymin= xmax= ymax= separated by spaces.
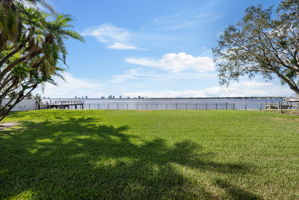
xmin=33 ymin=94 xmax=41 ymax=109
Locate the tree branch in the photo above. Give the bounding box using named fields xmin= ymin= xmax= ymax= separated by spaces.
xmin=259 ymin=31 xmax=299 ymax=72
xmin=0 ymin=49 xmax=42 ymax=80
xmin=0 ymin=35 xmax=30 ymax=67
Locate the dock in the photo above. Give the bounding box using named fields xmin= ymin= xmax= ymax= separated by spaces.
xmin=284 ymin=97 xmax=299 ymax=102
xmin=46 ymin=101 xmax=84 ymax=109
xmin=266 ymin=97 xmax=299 ymax=110
xmin=265 ymin=104 xmax=293 ymax=109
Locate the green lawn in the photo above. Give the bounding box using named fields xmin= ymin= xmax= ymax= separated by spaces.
xmin=0 ymin=110 xmax=298 ymax=200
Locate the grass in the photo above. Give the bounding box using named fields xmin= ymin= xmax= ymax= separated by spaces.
xmin=0 ymin=110 xmax=298 ymax=200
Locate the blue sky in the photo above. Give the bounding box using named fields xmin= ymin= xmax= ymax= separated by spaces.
xmin=41 ymin=0 xmax=294 ymax=98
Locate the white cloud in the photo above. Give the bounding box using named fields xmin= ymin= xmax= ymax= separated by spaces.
xmin=112 ymin=68 xmax=144 ymax=83
xmin=125 ymin=58 xmax=161 ymax=67
xmin=82 ymin=24 xmax=177 ymax=50
xmin=35 ymin=73 xmax=294 ymax=98
xmin=125 ymin=52 xmax=215 ymax=73
xmin=111 ymin=68 xmax=217 ymax=83
xmin=107 ymin=42 xmax=138 ymax=50
xmin=122 ymin=81 xmax=293 ymax=98
xmin=36 ymin=72 xmax=103 ymax=98
xmin=82 ymin=24 xmax=139 ymax=50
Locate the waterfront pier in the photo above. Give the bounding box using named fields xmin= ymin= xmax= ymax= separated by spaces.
xmin=46 ymin=100 xmax=84 ymax=109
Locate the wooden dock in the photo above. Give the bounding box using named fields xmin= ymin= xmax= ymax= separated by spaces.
xmin=284 ymin=97 xmax=299 ymax=102
xmin=266 ymin=97 xmax=299 ymax=110
xmin=46 ymin=101 xmax=84 ymax=109
xmin=265 ymin=104 xmax=293 ymax=109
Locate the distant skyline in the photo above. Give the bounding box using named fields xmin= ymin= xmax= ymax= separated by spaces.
xmin=39 ymin=0 xmax=294 ymax=98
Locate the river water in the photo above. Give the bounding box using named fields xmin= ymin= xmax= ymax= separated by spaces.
xmin=44 ymin=98 xmax=297 ymax=110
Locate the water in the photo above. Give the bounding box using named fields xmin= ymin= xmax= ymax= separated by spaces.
xmin=43 ymin=98 xmax=297 ymax=110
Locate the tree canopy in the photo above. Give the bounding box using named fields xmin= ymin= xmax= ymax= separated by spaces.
xmin=0 ymin=0 xmax=83 ymax=121
xmin=212 ymin=0 xmax=299 ymax=95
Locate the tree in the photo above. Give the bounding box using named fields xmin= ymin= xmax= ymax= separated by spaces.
xmin=33 ymin=94 xmax=42 ymax=109
xmin=0 ymin=0 xmax=83 ymax=121
xmin=212 ymin=0 xmax=299 ymax=96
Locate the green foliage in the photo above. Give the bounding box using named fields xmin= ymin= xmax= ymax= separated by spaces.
xmin=213 ymin=0 xmax=299 ymax=95
xmin=0 ymin=0 xmax=83 ymax=121
xmin=1 ymin=110 xmax=298 ymax=199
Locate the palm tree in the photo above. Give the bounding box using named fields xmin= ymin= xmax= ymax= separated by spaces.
xmin=0 ymin=0 xmax=51 ymax=50
xmin=0 ymin=0 xmax=83 ymax=121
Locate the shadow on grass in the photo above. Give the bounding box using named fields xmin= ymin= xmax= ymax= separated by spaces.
xmin=215 ymin=179 xmax=263 ymax=200
xmin=1 ymin=117 xmax=259 ymax=199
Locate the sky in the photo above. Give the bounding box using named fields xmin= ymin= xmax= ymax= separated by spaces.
xmin=39 ymin=0 xmax=295 ymax=98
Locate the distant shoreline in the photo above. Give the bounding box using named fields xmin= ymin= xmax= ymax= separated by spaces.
xmin=47 ymin=97 xmax=287 ymax=100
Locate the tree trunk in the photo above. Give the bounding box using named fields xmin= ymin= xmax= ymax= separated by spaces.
xmin=0 ymin=86 xmax=36 ymax=122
